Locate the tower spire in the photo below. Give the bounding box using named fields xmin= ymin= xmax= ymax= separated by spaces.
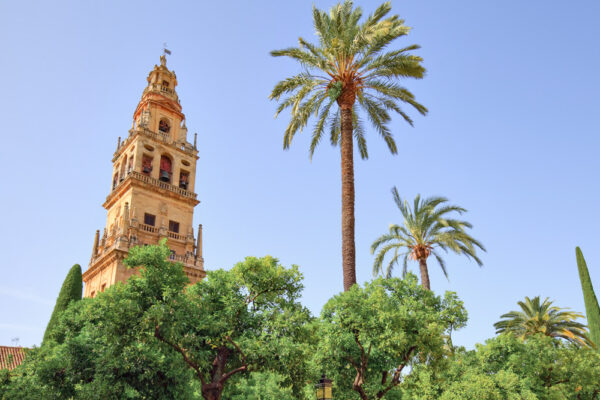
xmin=161 ymin=43 xmax=171 ymax=67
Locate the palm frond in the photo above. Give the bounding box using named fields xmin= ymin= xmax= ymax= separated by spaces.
xmin=494 ymin=296 xmax=595 ymax=348
xmin=271 ymin=0 xmax=427 ymax=160
xmin=352 ymin=109 xmax=368 ymax=159
xmin=371 ymin=189 xmax=485 ymax=286
xmin=270 ymin=47 xmax=327 ymax=70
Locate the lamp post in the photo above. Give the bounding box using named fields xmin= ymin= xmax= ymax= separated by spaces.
xmin=315 ymin=374 xmax=332 ymax=400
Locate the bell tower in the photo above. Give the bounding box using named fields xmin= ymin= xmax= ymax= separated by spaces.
xmin=83 ymin=55 xmax=205 ymax=298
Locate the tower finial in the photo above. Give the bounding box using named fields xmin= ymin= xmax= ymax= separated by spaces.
xmin=161 ymin=43 xmax=171 ymax=67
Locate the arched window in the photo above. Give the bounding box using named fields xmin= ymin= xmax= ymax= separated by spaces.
xmin=159 ymin=118 xmax=170 ymax=134
xmin=119 ymin=161 xmax=126 ymax=181
xmin=179 ymin=170 xmax=189 ymax=190
xmin=142 ymin=155 xmax=153 ymax=176
xmin=159 ymin=155 xmax=172 ymax=183
xmin=127 ymin=155 xmax=134 ymax=175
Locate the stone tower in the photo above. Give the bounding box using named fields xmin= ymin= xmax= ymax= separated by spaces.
xmin=83 ymin=55 xmax=205 ymax=298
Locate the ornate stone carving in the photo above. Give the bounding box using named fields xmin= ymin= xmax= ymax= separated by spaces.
xmin=159 ymin=202 xmax=168 ymax=215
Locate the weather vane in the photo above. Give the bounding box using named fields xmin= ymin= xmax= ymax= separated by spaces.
xmin=163 ymin=42 xmax=171 ymax=56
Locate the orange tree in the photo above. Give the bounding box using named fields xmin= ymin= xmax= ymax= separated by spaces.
xmin=270 ymin=1 xmax=427 ymax=291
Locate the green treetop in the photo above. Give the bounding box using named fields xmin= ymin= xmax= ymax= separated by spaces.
xmin=270 ymin=0 xmax=427 ymax=291
xmin=42 ymin=263 xmax=82 ymax=345
xmin=315 ymin=274 xmax=467 ymax=400
xmin=576 ymin=247 xmax=600 ymax=348
xmin=494 ymin=296 xmax=594 ymax=348
xmin=149 ymin=254 xmax=313 ymax=400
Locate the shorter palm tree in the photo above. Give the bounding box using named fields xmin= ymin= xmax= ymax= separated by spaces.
xmin=371 ymin=187 xmax=485 ymax=290
xmin=494 ymin=296 xmax=594 ymax=348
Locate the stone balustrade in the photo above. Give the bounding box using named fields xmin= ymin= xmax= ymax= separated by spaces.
xmin=139 ymin=223 xmax=157 ymax=233
xmin=130 ymin=171 xmax=197 ymax=199
xmin=167 ymin=231 xmax=187 ymax=241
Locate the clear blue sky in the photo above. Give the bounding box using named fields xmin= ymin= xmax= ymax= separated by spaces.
xmin=1 ymin=0 xmax=599 ymax=349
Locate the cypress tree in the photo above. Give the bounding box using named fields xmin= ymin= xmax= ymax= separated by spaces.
xmin=576 ymin=247 xmax=600 ymax=348
xmin=42 ymin=264 xmax=82 ymax=345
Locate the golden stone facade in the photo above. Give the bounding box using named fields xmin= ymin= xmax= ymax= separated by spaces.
xmin=83 ymin=56 xmax=205 ymax=298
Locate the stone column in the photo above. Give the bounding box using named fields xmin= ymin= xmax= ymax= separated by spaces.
xmin=172 ymin=155 xmax=181 ymax=189
xmin=90 ymin=230 xmax=100 ymax=262
xmin=196 ymin=224 xmax=203 ymax=260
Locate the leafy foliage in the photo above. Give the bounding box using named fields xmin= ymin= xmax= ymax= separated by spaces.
xmin=6 ymin=243 xmax=196 ymax=399
xmin=576 ymin=247 xmax=600 ymax=348
xmin=494 ymin=296 xmax=594 ymax=348
xmin=315 ymin=274 xmax=467 ymax=399
xmin=223 ymin=372 xmax=296 ymax=400
xmin=403 ymin=334 xmax=600 ymax=399
xmin=371 ymin=188 xmax=485 ymax=290
xmin=3 ymin=243 xmax=313 ymax=400
xmin=150 ymin=255 xmax=314 ymax=400
xmin=42 ymin=263 xmax=82 ymax=345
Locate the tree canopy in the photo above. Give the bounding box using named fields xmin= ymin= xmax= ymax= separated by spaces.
xmin=42 ymin=263 xmax=82 ymax=345
xmin=314 ymin=274 xmax=467 ymax=400
xmin=3 ymin=243 xmax=313 ymax=400
xmin=403 ymin=334 xmax=600 ymax=399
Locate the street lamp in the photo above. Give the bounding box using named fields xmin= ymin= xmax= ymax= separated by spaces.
xmin=315 ymin=374 xmax=332 ymax=400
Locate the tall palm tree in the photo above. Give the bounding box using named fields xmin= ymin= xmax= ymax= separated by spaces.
xmin=494 ymin=296 xmax=595 ymax=348
xmin=270 ymin=1 xmax=427 ymax=291
xmin=371 ymin=188 xmax=485 ymax=290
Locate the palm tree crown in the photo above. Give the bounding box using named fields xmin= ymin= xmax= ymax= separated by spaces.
xmin=371 ymin=187 xmax=485 ymax=290
xmin=494 ymin=296 xmax=595 ymax=348
xmin=270 ymin=1 xmax=427 ymax=291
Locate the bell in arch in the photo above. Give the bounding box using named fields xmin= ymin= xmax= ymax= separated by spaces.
xmin=160 ymin=170 xmax=170 ymax=182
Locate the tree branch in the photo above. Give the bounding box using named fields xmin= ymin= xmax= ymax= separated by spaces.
xmin=154 ymin=325 xmax=205 ymax=386
xmin=219 ymin=365 xmax=248 ymax=384
xmin=245 ymin=284 xmax=289 ymax=304
xmin=376 ymin=346 xmax=417 ymax=399
xmin=212 ymin=336 xmax=250 ymax=385
xmin=225 ymin=336 xmax=247 ymax=365
xmin=344 ymin=356 xmax=360 ymax=373
xmin=352 ymin=330 xmax=370 ymax=398
xmin=354 ymin=384 xmax=370 ymax=400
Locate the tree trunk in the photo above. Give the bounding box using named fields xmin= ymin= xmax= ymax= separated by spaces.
xmin=340 ymin=106 xmax=356 ymax=291
xmin=418 ymin=258 xmax=430 ymax=290
xmin=201 ymin=347 xmax=230 ymax=400
xmin=201 ymin=388 xmax=222 ymax=400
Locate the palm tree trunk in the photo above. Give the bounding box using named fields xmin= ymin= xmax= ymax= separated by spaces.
xmin=418 ymin=258 xmax=430 ymax=290
xmin=340 ymin=106 xmax=356 ymax=291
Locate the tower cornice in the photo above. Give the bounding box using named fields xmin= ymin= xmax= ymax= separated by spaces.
xmin=113 ymin=126 xmax=198 ymax=162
